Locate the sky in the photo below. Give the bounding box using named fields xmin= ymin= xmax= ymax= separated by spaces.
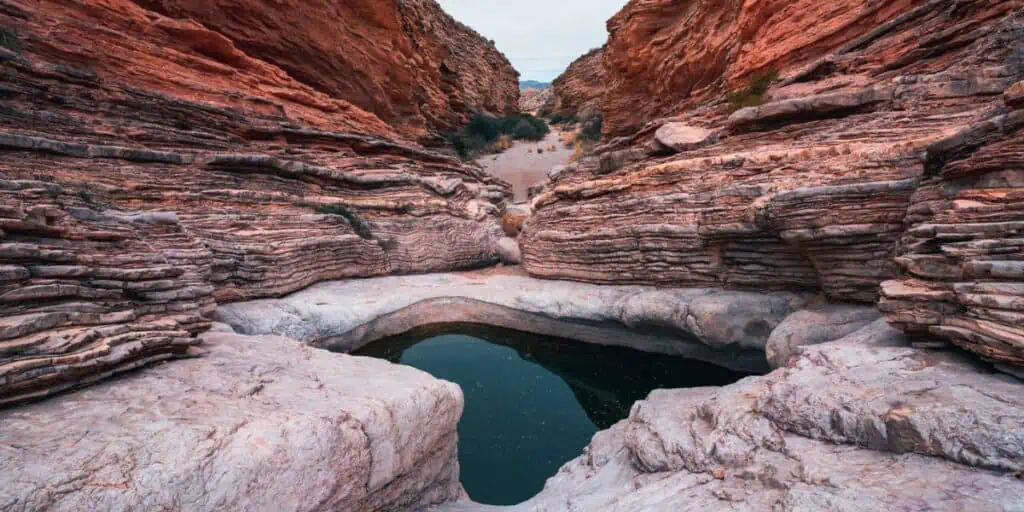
xmin=437 ymin=0 xmax=629 ymax=83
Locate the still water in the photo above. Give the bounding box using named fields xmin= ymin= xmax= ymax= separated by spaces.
xmin=353 ymin=324 xmax=745 ymax=506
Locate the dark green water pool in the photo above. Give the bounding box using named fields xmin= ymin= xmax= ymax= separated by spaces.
xmin=353 ymin=324 xmax=746 ymax=506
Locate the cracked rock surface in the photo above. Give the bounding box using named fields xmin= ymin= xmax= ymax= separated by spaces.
xmin=0 ymin=331 xmax=464 ymax=511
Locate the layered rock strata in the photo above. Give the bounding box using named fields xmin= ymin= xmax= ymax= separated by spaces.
xmin=0 ymin=0 xmax=511 ymax=403
xmin=132 ymin=0 xmax=520 ymax=141
xmin=0 ymin=331 xmax=465 ymax=511
xmin=881 ymin=90 xmax=1024 ymax=373
xmin=216 ymin=269 xmax=813 ymax=374
xmin=440 ymin=322 xmax=1024 ymax=511
xmin=601 ymin=0 xmax=930 ymax=136
xmin=549 ymin=48 xmax=605 ymax=119
xmin=523 ymin=1 xmax=1019 ymax=310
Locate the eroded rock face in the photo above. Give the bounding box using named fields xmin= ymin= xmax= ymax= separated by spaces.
xmin=600 ymin=0 xmax=925 ymax=136
xmin=523 ymin=1 xmax=1019 ymax=310
xmin=550 ymin=48 xmax=605 ymax=119
xmin=133 ymin=0 xmax=520 ymax=142
xmin=0 ymin=0 xmax=511 ymax=403
xmin=764 ymin=303 xmax=881 ymax=368
xmin=880 ymin=107 xmax=1024 ymax=371
xmin=0 ymin=331 xmax=465 ymax=511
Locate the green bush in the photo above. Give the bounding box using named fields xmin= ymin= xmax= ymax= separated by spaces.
xmin=465 ymin=113 xmax=501 ymax=143
xmin=316 ymin=204 xmax=373 ymax=240
xmin=576 ymin=114 xmax=603 ymax=143
xmin=0 ymin=27 xmax=19 ymax=53
xmin=511 ymin=116 xmax=548 ymax=141
xmin=549 ymin=111 xmax=578 ymax=126
xmin=451 ymin=113 xmax=550 ymax=157
xmin=450 ymin=132 xmax=490 ymax=158
xmin=726 ymin=69 xmax=779 ymax=113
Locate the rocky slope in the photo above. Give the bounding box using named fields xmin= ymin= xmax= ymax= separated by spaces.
xmin=0 ymin=0 xmax=511 ymax=405
xmin=133 ymin=0 xmax=520 ymax=142
xmin=549 ymin=47 xmax=605 ymax=119
xmin=522 ymin=0 xmax=1023 ymax=371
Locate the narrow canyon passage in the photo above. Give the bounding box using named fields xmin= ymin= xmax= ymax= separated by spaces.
xmin=354 ymin=323 xmax=746 ymax=506
xmin=478 ymin=124 xmax=572 ymax=201
xmin=1 ymin=0 xmax=1023 ymax=510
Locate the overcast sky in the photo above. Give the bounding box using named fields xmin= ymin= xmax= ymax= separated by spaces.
xmin=437 ymin=0 xmax=628 ymax=83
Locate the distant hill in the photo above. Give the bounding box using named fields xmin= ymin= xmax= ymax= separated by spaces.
xmin=519 ymin=80 xmax=551 ymax=90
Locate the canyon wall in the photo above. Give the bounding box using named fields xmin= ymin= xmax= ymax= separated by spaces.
xmin=132 ymin=0 xmax=520 ymax=143
xmin=522 ymin=0 xmax=1023 ymax=371
xmin=549 ymin=47 xmax=605 ymax=119
xmin=520 ymin=86 xmax=554 ymax=114
xmin=0 ymin=0 xmax=511 ymax=405
xmin=600 ymin=0 xmax=926 ymax=136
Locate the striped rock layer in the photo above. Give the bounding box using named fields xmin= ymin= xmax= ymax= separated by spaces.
xmin=522 ymin=0 xmax=1024 ymax=370
xmin=0 ymin=0 xmax=511 ymax=404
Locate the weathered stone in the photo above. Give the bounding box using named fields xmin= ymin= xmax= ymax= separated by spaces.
xmin=0 ymin=0 xmax=512 ymax=403
xmin=1005 ymin=81 xmax=1024 ymax=109
xmin=0 ymin=331 xmax=464 ymax=511
xmin=728 ymin=86 xmax=896 ymax=130
xmin=598 ymin=0 xmax=944 ymax=136
xmin=523 ymin=1 xmax=1020 ymax=310
xmin=216 ymin=270 xmax=812 ymax=373
xmin=765 ymin=303 xmax=881 ymax=368
xmin=654 ymin=123 xmax=715 ymax=153
xmin=494 ymin=237 xmax=522 ymax=265
xmin=549 ymin=48 xmax=605 ymax=120
xmin=881 ymin=109 xmax=1024 ymax=370
xmin=123 ymin=0 xmax=519 ymax=140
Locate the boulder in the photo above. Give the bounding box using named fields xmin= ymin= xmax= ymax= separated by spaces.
xmin=495 ymin=237 xmax=523 ymax=265
xmin=654 ymin=123 xmax=715 ymax=152
xmin=765 ymin=303 xmax=882 ymax=368
xmin=0 ymin=332 xmax=464 ymax=511
xmin=501 ymin=204 xmax=532 ymax=237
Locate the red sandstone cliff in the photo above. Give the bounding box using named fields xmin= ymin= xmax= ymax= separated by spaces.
xmin=600 ymin=0 xmax=926 ymax=136
xmin=0 ymin=0 xmax=512 ymax=404
xmin=522 ymin=0 xmax=1023 ymax=371
xmin=550 ymin=47 xmax=605 ymax=118
xmin=133 ymin=0 xmax=520 ymax=142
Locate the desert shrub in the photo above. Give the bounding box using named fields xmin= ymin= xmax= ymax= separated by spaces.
xmin=549 ymin=111 xmax=578 ymax=126
xmin=450 ymin=131 xmax=490 ymax=159
xmin=316 ymin=204 xmax=373 ymax=240
xmin=450 ymin=113 xmax=550 ymax=157
xmin=0 ymin=27 xmax=19 ymax=53
xmin=576 ymin=114 xmax=603 ymax=143
xmin=512 ymin=117 xmax=547 ymax=141
xmin=725 ymin=69 xmax=780 ymax=113
xmin=465 ymin=113 xmax=501 ymax=143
